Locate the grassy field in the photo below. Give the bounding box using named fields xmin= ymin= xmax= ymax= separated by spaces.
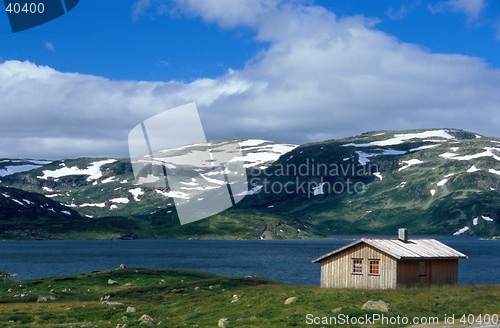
xmin=0 ymin=268 xmax=498 ymax=327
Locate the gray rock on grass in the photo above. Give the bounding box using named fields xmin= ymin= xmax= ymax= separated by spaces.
xmin=37 ymin=295 xmax=57 ymax=302
xmin=361 ymin=300 xmax=392 ymax=312
xmin=218 ymin=318 xmax=229 ymax=327
xmin=138 ymin=314 xmax=155 ymax=325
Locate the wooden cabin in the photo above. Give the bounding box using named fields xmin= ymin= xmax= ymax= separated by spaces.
xmin=312 ymin=229 xmax=467 ymax=289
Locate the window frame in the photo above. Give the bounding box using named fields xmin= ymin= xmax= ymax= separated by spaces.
xmin=369 ymin=259 xmax=380 ymax=276
xmin=352 ymin=258 xmax=363 ymax=275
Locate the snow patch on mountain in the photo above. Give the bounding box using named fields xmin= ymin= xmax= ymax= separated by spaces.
xmin=110 ymin=197 xmax=130 ymax=204
xmin=12 ymin=199 xmax=24 ymax=206
xmin=396 ymin=181 xmax=407 ymax=188
xmin=356 ymin=152 xmax=371 ymax=166
xmin=239 ymin=139 xmax=267 ymax=147
xmin=467 ymin=165 xmax=480 ymax=173
xmin=46 ymin=194 xmax=62 ymax=198
xmin=238 ymin=143 xmax=298 ymax=168
xmin=440 ymin=147 xmax=500 ymax=162
xmin=136 ymin=175 xmax=161 ymax=184
xmin=398 ymin=159 xmax=424 ymax=171
xmin=453 ymin=226 xmax=469 ymax=235
xmin=129 ymin=188 xmax=144 ymax=201
xmin=237 ymin=185 xmax=263 ymax=196
xmin=439 ymin=152 xmax=458 ymax=159
xmin=313 ymin=182 xmax=326 ymax=195
xmin=489 ymin=169 xmax=500 ymax=176
xmin=344 ymin=130 xmax=454 ymax=147
xmin=79 ymin=202 xmax=106 ymax=208
xmin=155 ymin=189 xmax=190 ymax=200
xmin=38 ymin=159 xmax=116 ymax=181
xmin=356 ymin=149 xmax=406 ymax=165
xmin=437 ymin=178 xmax=448 ymax=186
xmin=101 ymin=177 xmax=118 ymax=184
xmin=409 ymin=144 xmax=440 ymax=152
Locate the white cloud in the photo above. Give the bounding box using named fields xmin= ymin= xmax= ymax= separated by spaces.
xmin=429 ymin=0 xmax=485 ymax=19
xmin=385 ymin=5 xmax=410 ymax=20
xmin=171 ymin=0 xmax=282 ymax=28
xmin=1 ymin=2 xmax=500 ymax=159
xmin=132 ymin=0 xmax=151 ymax=20
xmin=44 ymin=41 xmax=55 ymax=51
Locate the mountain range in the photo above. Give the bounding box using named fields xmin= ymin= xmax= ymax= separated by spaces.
xmin=0 ymin=129 xmax=498 ymax=239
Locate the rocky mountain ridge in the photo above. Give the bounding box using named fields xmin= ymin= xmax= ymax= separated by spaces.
xmin=0 ymin=130 xmax=499 ymax=239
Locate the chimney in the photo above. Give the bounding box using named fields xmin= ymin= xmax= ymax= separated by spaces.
xmin=398 ymin=228 xmax=408 ymax=242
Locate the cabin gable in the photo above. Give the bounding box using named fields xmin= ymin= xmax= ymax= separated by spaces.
xmin=318 ymin=242 xmax=398 ymax=289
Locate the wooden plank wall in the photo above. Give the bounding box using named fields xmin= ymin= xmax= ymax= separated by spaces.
xmin=320 ymin=244 xmax=397 ymax=289
xmin=397 ymin=259 xmax=458 ymax=287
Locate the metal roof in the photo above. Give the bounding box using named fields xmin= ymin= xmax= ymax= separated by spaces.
xmin=312 ymin=238 xmax=467 ymax=263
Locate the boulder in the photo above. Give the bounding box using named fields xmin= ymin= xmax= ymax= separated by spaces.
xmin=218 ymin=318 xmax=229 ymax=327
xmin=116 ymin=325 xmax=128 ymax=328
xmin=37 ymin=295 xmax=57 ymax=302
xmin=102 ymin=301 xmax=123 ymax=306
xmin=138 ymin=314 xmax=155 ymax=325
xmin=126 ymin=306 xmax=136 ymax=313
xmin=361 ymin=300 xmax=392 ymax=312
xmin=119 ymin=264 xmax=126 ymax=269
xmin=108 ymin=279 xmax=118 ymax=285
xmin=284 ymin=297 xmax=299 ymax=305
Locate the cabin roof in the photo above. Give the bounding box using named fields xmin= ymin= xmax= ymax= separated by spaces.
xmin=312 ymin=238 xmax=467 ymax=263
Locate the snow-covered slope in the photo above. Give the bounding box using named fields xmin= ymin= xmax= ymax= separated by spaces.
xmin=0 ymin=139 xmax=298 ymax=217
xmin=1 ymin=130 xmax=498 ymax=237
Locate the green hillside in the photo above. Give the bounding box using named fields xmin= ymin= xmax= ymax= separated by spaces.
xmin=235 ymin=129 xmax=500 ymax=235
xmin=0 ymin=129 xmax=499 ymax=239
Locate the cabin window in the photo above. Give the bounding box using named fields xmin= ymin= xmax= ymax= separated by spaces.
xmin=352 ymin=259 xmax=363 ymax=274
xmin=419 ymin=261 xmax=426 ymax=276
xmin=369 ymin=260 xmax=380 ymax=275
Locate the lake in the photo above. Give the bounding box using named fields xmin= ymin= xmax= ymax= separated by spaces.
xmin=0 ymin=236 xmax=498 ymax=285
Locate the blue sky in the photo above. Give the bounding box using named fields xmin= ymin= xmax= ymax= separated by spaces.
xmin=0 ymin=0 xmax=499 ymax=158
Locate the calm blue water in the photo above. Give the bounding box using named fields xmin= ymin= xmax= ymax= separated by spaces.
xmin=0 ymin=236 xmax=498 ymax=285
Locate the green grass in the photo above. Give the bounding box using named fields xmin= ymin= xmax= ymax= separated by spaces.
xmin=0 ymin=268 xmax=498 ymax=327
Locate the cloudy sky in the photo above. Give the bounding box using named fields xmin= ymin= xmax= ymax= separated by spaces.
xmin=0 ymin=0 xmax=499 ymax=159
